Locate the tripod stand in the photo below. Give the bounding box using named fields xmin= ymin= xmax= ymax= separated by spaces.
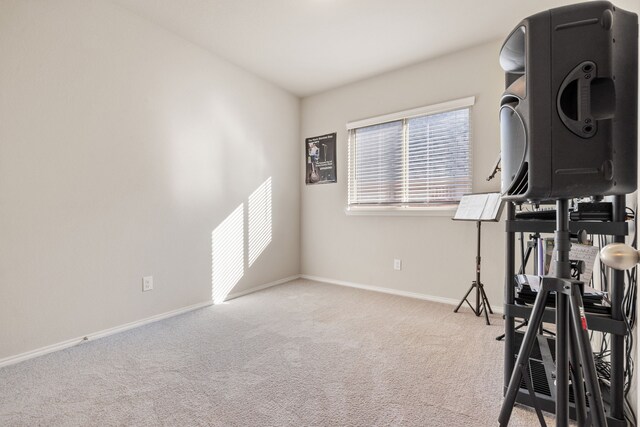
xmin=499 ymin=200 xmax=607 ymax=427
xmin=454 ymin=221 xmax=494 ymax=325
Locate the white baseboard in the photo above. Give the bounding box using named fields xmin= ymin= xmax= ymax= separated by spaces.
xmin=224 ymin=275 xmax=300 ymax=301
xmin=0 ymin=300 xmax=213 ymax=369
xmin=0 ymin=274 xmax=500 ymax=369
xmin=301 ymin=274 xmax=504 ymax=314
xmin=0 ymin=275 xmax=300 ymax=369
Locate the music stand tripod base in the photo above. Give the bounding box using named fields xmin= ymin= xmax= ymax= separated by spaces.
xmin=454 ymin=279 xmax=493 ymax=325
xmin=453 ymin=220 xmax=494 ymax=325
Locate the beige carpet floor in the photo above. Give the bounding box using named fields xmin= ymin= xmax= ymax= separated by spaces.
xmin=0 ymin=279 xmax=555 ymax=426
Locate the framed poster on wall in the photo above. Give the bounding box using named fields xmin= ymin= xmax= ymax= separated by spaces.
xmin=305 ymin=132 xmax=337 ymax=185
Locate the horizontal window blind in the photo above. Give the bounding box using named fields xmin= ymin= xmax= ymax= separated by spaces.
xmin=351 ymin=120 xmax=404 ymax=204
xmin=348 ymin=100 xmax=472 ymax=208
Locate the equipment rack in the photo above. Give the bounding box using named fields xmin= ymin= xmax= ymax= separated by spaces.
xmin=503 ymin=196 xmax=628 ymax=426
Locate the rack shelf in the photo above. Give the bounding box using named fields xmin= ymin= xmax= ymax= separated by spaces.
xmin=504 ymin=304 xmax=627 ymax=336
xmin=506 ymin=219 xmax=628 ymax=235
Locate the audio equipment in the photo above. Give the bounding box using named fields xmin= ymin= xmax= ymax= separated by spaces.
xmin=499 ymin=1 xmax=637 ymax=202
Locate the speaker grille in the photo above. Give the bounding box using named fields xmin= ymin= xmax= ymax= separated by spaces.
xmin=507 ymin=162 xmax=529 ymax=196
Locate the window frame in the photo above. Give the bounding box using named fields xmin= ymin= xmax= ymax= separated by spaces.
xmin=346 ymin=96 xmax=475 ymax=216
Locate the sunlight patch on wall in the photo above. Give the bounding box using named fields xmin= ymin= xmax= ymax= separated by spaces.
xmin=248 ymin=177 xmax=272 ymax=267
xmin=211 ymin=204 xmax=244 ymax=304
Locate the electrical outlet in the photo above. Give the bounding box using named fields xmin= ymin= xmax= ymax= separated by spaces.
xmin=142 ymin=276 xmax=153 ymax=292
xmin=394 ymin=259 xmax=402 ymax=271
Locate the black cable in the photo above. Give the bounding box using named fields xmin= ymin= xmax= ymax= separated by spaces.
xmin=588 ymin=206 xmax=637 ymax=424
xmin=599 ymin=234 xmax=609 ymax=295
xmin=625 ymin=395 xmax=637 ymax=427
xmin=616 ymin=205 xmax=637 ymax=427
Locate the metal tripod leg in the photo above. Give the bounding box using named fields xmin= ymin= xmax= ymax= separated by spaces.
xmin=569 ymin=327 xmax=587 ymax=426
xmin=454 ymin=282 xmax=476 ymax=313
xmin=496 ymin=320 xmax=555 ymax=341
xmin=496 ymin=319 xmax=528 ymax=341
xmin=556 ymin=292 xmax=570 ymax=427
xmin=480 ymin=283 xmax=494 ymax=314
xmin=499 ymin=285 xmax=550 ymax=426
xmin=568 ymin=288 xmax=607 ymax=427
xmin=478 ymin=282 xmax=493 ymax=325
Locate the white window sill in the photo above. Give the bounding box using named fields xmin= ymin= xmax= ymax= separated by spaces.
xmin=344 ymin=205 xmax=457 ymax=217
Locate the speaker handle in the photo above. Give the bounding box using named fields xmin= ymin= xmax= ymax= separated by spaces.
xmin=557 ymin=61 xmax=597 ymax=139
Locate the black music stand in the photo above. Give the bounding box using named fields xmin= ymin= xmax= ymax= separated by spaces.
xmin=452 ymin=193 xmax=505 ymax=325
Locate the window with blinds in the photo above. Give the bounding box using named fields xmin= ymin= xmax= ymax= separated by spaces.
xmin=347 ymin=97 xmax=473 ymax=209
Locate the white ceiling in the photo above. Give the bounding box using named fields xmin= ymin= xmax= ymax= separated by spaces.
xmin=112 ymin=0 xmax=639 ymax=97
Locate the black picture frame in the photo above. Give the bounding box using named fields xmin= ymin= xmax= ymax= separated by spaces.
xmin=305 ymin=132 xmax=337 ymax=185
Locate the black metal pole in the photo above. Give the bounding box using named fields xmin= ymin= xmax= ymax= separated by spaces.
xmin=504 ymin=202 xmax=516 ymax=393
xmin=480 ymin=286 xmax=491 ymax=325
xmin=568 ymin=288 xmax=607 ymax=427
xmin=569 ymin=326 xmax=587 ymax=425
xmin=476 ymin=221 xmax=482 ymax=315
xmin=555 ymin=199 xmax=571 ymax=427
xmin=610 ymin=194 xmax=625 ymax=422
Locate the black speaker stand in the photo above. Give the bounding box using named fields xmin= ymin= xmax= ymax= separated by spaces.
xmin=499 ymin=199 xmax=607 ymax=427
xmin=454 ymin=221 xmax=494 ymax=325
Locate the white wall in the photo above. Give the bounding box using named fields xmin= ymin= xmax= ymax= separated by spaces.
xmin=0 ymin=0 xmax=300 ymax=360
xmin=300 ymin=41 xmax=506 ymax=306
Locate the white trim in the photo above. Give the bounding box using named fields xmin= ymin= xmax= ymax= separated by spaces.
xmin=224 ymin=275 xmax=300 ymax=301
xmin=346 ymin=96 xmax=476 ymax=130
xmin=0 ymin=300 xmax=213 ymax=369
xmin=301 ymin=274 xmax=504 ymax=315
xmin=0 ymin=274 xmax=499 ymax=368
xmin=0 ymin=275 xmax=303 ymax=368
xmin=345 ymin=205 xmax=457 ymax=217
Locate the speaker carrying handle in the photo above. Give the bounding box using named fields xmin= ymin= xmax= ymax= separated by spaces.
xmin=557 ymin=61 xmax=598 ymax=139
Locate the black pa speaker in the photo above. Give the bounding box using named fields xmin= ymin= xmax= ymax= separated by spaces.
xmin=500 ymin=1 xmax=638 ymax=202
